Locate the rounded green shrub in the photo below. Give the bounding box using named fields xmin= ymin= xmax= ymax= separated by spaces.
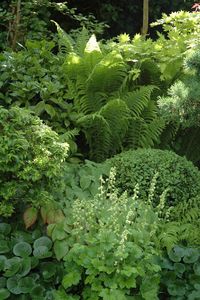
xmin=0 ymin=106 xmax=69 ymax=217
xmin=104 ymin=149 xmax=200 ymax=207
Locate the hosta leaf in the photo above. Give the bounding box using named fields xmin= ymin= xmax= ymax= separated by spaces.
xmin=31 ymin=256 xmax=39 ymax=269
xmin=4 ymin=257 xmax=21 ymax=277
xmin=183 ymin=248 xmax=199 ymax=263
xmin=193 ymin=262 xmax=200 ymax=275
xmin=174 ymin=263 xmax=186 ymax=276
xmin=18 ymin=276 xmax=35 ymax=293
xmin=30 ymin=285 xmax=45 ymax=297
xmin=168 ymin=246 xmax=185 ymax=262
xmin=33 ymin=246 xmax=52 ymax=259
xmin=0 ymin=288 xmax=10 ymax=299
xmin=0 ymin=241 xmax=10 ymax=254
xmin=12 ymin=231 xmax=33 ymax=244
xmin=0 ymin=224 xmax=11 ymax=235
xmin=33 ymin=236 xmax=52 ymax=250
xmin=167 ymin=281 xmax=186 ymax=296
xmin=23 ymin=207 xmax=38 ymax=229
xmin=18 ymin=257 xmax=32 ymax=277
xmin=0 ymin=256 xmax=7 ymax=271
xmin=13 ymin=242 xmax=32 ymax=258
xmin=54 ymin=239 xmax=69 ymax=260
xmin=0 ymin=277 xmax=6 ymax=288
xmin=6 ymin=277 xmax=21 ymax=295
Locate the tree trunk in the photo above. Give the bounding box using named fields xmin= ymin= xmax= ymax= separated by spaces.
xmin=141 ymin=0 xmax=149 ymax=37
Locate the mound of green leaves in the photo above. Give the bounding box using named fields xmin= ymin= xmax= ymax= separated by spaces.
xmin=104 ymin=149 xmax=200 ymax=207
xmin=0 ymin=106 xmax=68 ymax=217
xmin=0 ymin=222 xmax=64 ymax=300
xmin=50 ymin=175 xmax=162 ymax=300
xmin=160 ymin=245 xmax=200 ymax=299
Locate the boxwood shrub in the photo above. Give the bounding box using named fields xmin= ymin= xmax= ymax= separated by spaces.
xmin=104 ymin=149 xmax=200 ymax=207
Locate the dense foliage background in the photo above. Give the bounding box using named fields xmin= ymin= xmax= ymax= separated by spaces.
xmin=0 ymin=1 xmax=200 ymax=299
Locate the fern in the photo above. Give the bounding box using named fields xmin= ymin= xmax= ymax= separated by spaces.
xmin=56 ymin=25 xmax=165 ymax=161
xmin=52 ymin=21 xmax=74 ymax=53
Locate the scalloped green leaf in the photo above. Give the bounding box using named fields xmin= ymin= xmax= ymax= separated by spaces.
xmin=193 ymin=262 xmax=200 ymax=276
xmin=6 ymin=277 xmax=21 ymax=295
xmin=183 ymin=248 xmax=199 ymax=263
xmin=33 ymin=246 xmax=52 ymax=259
xmin=18 ymin=257 xmax=32 ymax=277
xmin=4 ymin=257 xmax=21 ymax=277
xmin=33 ymin=237 xmax=52 ymax=250
xmin=13 ymin=242 xmax=32 ymax=258
xmin=0 ymin=277 xmax=6 ymax=288
xmin=0 ymin=256 xmax=7 ymax=271
xmin=18 ymin=276 xmax=35 ymax=294
xmin=168 ymin=246 xmax=185 ymax=262
xmin=62 ymin=271 xmax=81 ymax=289
xmin=0 ymin=241 xmax=10 ymax=254
xmin=0 ymin=288 xmax=10 ymax=299
xmin=30 ymin=285 xmax=45 ymax=297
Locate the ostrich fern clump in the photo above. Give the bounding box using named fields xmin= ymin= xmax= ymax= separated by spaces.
xmin=57 ymin=24 xmax=165 ymax=161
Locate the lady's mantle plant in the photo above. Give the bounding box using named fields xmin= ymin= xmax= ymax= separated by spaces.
xmin=51 ymin=170 xmax=162 ymax=300
xmin=0 ymin=106 xmax=69 ymax=218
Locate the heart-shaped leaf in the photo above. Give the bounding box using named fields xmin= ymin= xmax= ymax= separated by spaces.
xmin=54 ymin=239 xmax=69 ymax=260
xmin=23 ymin=207 xmax=38 ymax=229
xmin=13 ymin=242 xmax=32 ymax=258
xmin=0 ymin=288 xmax=10 ymax=299
xmin=33 ymin=237 xmax=52 ymax=250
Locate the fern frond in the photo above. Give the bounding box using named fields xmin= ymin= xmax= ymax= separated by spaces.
xmin=100 ymin=99 xmax=130 ymax=154
xmin=140 ymin=118 xmax=165 ymax=147
xmin=75 ymin=27 xmax=90 ymax=56
xmin=158 ymin=222 xmax=180 ymax=252
xmin=139 ymin=59 xmax=162 ymax=87
xmin=53 ymin=21 xmax=74 ymax=53
xmin=77 ymin=113 xmax=111 ymax=161
xmin=123 ymin=85 xmax=155 ymax=117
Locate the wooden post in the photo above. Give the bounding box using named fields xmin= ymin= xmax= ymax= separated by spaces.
xmin=141 ymin=0 xmax=149 ymax=37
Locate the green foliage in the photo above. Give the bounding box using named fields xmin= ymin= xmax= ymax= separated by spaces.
xmin=0 ymin=106 xmax=68 ymax=217
xmin=50 ymin=172 xmax=162 ymax=299
xmin=0 ymin=0 xmax=107 ymax=51
xmin=159 ymin=245 xmax=200 ymax=299
xmin=103 ymin=149 xmax=200 ymax=207
xmin=152 ymin=11 xmax=200 ymax=48
xmin=0 ymin=39 xmax=79 ymax=152
xmin=158 ymin=47 xmax=200 ymax=165
xmin=60 ymin=29 xmax=165 ymax=161
xmin=59 ymin=160 xmax=108 ymax=208
xmin=158 ymin=48 xmax=200 ymax=127
xmin=0 ymin=222 xmax=64 ymax=299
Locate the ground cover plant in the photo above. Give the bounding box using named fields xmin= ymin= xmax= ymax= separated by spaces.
xmin=0 ymin=221 xmax=64 ymax=299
